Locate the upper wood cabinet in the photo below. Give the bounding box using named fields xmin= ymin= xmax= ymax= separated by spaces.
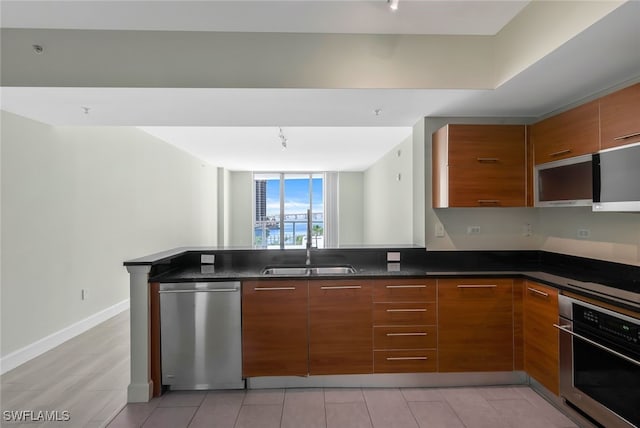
xmin=523 ymin=281 xmax=559 ymax=395
xmin=242 ymin=280 xmax=309 ymax=377
xmin=600 ymin=83 xmax=640 ymax=149
xmin=530 ymin=100 xmax=599 ymax=165
xmin=432 ymin=124 xmax=526 ymax=208
xmin=309 ymin=280 xmax=373 ymax=375
xmin=438 ymin=278 xmax=514 ymax=372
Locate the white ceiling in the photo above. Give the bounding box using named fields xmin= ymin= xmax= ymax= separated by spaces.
xmin=1 ymin=0 xmax=640 ymax=171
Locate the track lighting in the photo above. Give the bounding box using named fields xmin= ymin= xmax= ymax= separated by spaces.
xmin=278 ymin=127 xmax=288 ymax=150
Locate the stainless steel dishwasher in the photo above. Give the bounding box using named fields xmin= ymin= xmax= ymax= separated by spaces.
xmin=159 ymin=282 xmax=244 ymax=390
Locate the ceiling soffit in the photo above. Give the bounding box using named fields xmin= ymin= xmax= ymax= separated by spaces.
xmin=0 ymin=2 xmax=625 ymax=90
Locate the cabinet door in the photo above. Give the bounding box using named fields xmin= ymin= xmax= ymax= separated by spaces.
xmin=433 ymin=124 xmax=526 ymax=207
xmin=242 ymin=280 xmax=308 ymax=377
xmin=523 ymin=281 xmax=559 ymax=395
xmin=309 ymin=280 xmax=373 ymax=375
xmin=600 ymin=83 xmax=640 ymax=149
xmin=531 ymin=100 xmax=599 ymax=164
xmin=438 ymin=278 xmax=514 ymax=372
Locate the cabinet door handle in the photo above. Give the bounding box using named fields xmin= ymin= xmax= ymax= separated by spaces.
xmin=386 ymin=308 xmax=427 ymax=312
xmin=476 ymin=157 xmax=499 ymax=162
xmin=614 ymin=132 xmax=640 ymax=141
xmin=386 ymin=332 xmax=427 ymax=337
xmin=320 ymin=286 xmax=361 ymax=290
xmin=385 ymin=285 xmax=426 ymax=289
xmin=550 ymin=149 xmax=571 ymax=157
xmin=477 ymin=200 xmax=500 ymax=204
xmin=456 ymin=284 xmax=497 ymax=289
xmin=386 ymin=356 xmax=428 ymax=361
xmin=254 ymin=287 xmax=296 ymax=291
xmin=527 ymin=287 xmax=549 ymax=298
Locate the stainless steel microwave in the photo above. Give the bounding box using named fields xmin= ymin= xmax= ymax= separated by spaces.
xmin=534 ymin=154 xmax=593 ymax=207
xmin=593 ymin=142 xmax=640 ymax=212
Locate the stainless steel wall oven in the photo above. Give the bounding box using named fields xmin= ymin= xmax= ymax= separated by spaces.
xmin=556 ymin=295 xmax=640 ymax=427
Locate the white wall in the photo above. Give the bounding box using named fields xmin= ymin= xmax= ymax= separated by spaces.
xmin=363 ymin=136 xmax=414 ymax=245
xmin=1 ymin=111 xmax=217 ymax=358
xmin=337 ymin=172 xmax=364 ymax=246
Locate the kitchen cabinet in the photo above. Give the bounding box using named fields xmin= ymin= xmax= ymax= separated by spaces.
xmin=372 ymin=279 xmax=437 ymax=373
xmin=309 ymin=279 xmax=373 ymax=375
xmin=523 ymin=281 xmax=559 ymax=395
xmin=530 ymin=100 xmax=599 ymax=165
xmin=438 ymin=278 xmax=514 ymax=372
xmin=600 ymin=82 xmax=640 ymax=149
xmin=242 ymin=280 xmax=308 ymax=377
xmin=432 ymin=124 xmax=526 ymax=207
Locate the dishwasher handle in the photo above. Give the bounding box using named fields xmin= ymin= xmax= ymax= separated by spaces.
xmin=159 ymin=288 xmax=239 ymax=294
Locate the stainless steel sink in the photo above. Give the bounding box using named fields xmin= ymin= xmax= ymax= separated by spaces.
xmin=261 ymin=265 xmax=356 ymax=276
xmin=261 ymin=267 xmax=310 ymax=276
xmin=309 ymin=266 xmax=356 ymax=275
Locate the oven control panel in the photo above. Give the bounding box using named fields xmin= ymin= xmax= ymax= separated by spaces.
xmin=577 ymin=307 xmax=640 ymax=345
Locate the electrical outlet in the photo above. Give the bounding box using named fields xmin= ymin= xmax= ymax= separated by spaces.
xmin=523 ymin=223 xmax=532 ymax=237
xmin=577 ymin=229 xmax=591 ymax=239
xmin=435 ymin=223 xmax=445 ymax=238
xmin=467 ymin=226 xmax=481 ymax=235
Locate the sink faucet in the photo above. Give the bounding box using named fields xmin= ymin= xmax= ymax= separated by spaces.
xmin=306 ymin=209 xmax=312 ymax=266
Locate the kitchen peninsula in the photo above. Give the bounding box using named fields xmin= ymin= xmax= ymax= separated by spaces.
xmin=124 ymin=246 xmax=640 ymax=426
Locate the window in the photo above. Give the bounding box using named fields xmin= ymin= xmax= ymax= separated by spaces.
xmin=253 ymin=173 xmax=325 ymax=249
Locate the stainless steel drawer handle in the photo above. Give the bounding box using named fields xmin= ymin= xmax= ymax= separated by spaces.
xmin=386 ymin=356 xmax=428 ymax=361
xmin=550 ymin=149 xmax=571 ymax=157
xmin=527 ymin=287 xmax=549 ymax=298
xmin=159 ymin=288 xmax=239 ymax=294
xmin=386 ymin=308 xmax=427 ymax=312
xmin=386 ymin=332 xmax=427 ymax=337
xmin=476 ymin=157 xmax=499 ymax=162
xmin=456 ymin=284 xmax=497 ymax=289
xmin=320 ymin=286 xmax=362 ymax=290
xmin=385 ymin=285 xmax=426 ymax=289
xmin=614 ymin=132 xmax=640 ymax=141
xmin=254 ymin=287 xmax=296 ymax=291
xmin=553 ymin=324 xmax=640 ymax=367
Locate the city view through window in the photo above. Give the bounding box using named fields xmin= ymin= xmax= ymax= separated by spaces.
xmin=254 ymin=173 xmax=324 ymax=249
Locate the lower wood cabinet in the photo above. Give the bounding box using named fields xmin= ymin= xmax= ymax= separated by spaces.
xmin=242 ymin=280 xmax=309 ymax=377
xmin=523 ymin=281 xmax=559 ymax=395
xmin=309 ymin=280 xmax=373 ymax=375
xmin=438 ymin=278 xmax=514 ymax=372
xmin=373 ymin=279 xmax=438 ymax=373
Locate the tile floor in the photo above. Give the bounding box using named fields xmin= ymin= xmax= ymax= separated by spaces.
xmin=107 ymin=385 xmax=581 ymax=428
xmin=1 ymin=310 xmax=584 ymax=428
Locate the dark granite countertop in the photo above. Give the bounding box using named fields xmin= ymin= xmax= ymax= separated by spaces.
xmin=125 ymin=247 xmax=640 ymax=312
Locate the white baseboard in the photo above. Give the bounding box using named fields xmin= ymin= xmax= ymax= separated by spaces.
xmin=0 ymin=299 xmax=130 ymax=375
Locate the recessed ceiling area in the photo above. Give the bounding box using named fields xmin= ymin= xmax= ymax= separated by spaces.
xmin=1 ymin=1 xmax=639 ymax=172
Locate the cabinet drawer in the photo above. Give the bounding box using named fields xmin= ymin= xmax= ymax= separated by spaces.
xmin=374 ymin=350 xmax=437 ymax=373
xmin=374 ymin=326 xmax=436 ymax=350
xmin=373 ymin=280 xmax=436 ymax=302
xmin=373 ymin=302 xmax=436 ymax=325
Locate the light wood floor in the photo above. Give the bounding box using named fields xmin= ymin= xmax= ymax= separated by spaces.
xmin=1 ymin=311 xmax=130 ymax=427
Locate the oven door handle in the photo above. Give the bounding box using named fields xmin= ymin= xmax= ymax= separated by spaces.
xmin=553 ymin=324 xmax=640 ymax=367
